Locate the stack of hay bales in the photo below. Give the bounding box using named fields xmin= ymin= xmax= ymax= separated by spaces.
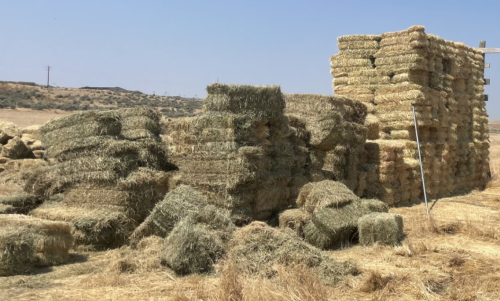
xmin=24 ymin=108 xmax=174 ymax=248
xmin=163 ymin=84 xmax=308 ymax=222
xmin=364 ymin=140 xmax=419 ymax=205
xmin=284 ymin=94 xmax=368 ymax=194
xmin=227 ymin=221 xmax=359 ymax=285
xmin=331 ymin=25 xmax=489 ymax=204
xmin=292 ymin=180 xmax=389 ymax=249
xmin=0 ymin=214 xmax=73 ymax=276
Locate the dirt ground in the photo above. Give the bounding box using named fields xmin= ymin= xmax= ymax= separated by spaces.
xmin=1 ymin=134 xmax=500 ymax=301
xmin=0 ymin=108 xmax=73 ymax=128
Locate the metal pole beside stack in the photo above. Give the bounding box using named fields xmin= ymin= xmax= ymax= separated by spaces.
xmin=412 ymin=105 xmax=429 ymax=215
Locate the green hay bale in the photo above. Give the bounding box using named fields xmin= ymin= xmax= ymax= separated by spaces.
xmin=129 ymin=185 xmax=207 ymax=245
xmin=161 ymin=217 xmax=225 ymax=275
xmin=0 ymin=193 xmax=41 ymax=214
xmin=40 ymin=110 xmax=121 ymax=136
xmin=72 ymin=214 xmax=132 ymax=249
xmin=203 ymin=83 xmax=285 ymax=120
xmin=185 ymin=204 xmax=236 ymax=241
xmin=42 ymin=120 xmax=122 ymax=148
xmin=43 ymin=136 xmax=117 ymax=159
xmin=1 ymin=137 xmax=34 ymax=159
xmin=21 ymin=154 xmax=139 ymax=198
xmin=361 ymin=199 xmax=389 ymax=213
xmin=228 ymin=221 xmax=358 ymax=284
xmin=296 ymin=180 xmax=360 ymax=214
xmin=119 ymin=106 xmax=161 ymax=122
xmin=47 ymin=137 xmax=171 ymax=171
xmin=119 ymin=107 xmax=162 ymax=141
xmin=358 ymin=213 xmax=404 ymax=246
xmin=0 ymin=214 xmax=74 ymax=276
xmin=310 ymin=201 xmax=368 ymax=249
xmin=303 ymin=221 xmax=333 ymax=250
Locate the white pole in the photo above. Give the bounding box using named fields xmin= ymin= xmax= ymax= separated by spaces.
xmin=412 ymin=105 xmax=429 ymax=215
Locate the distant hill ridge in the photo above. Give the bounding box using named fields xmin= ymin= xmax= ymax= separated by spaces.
xmin=80 ymin=86 xmax=142 ymax=94
xmin=0 ymin=81 xmax=202 ymax=118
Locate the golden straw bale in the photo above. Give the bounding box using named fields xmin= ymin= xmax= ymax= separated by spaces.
xmin=0 ymin=214 xmax=73 ymax=276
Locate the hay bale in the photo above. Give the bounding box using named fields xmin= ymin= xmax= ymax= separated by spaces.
xmin=203 ymin=83 xmax=285 ymax=120
xmin=303 ymin=221 xmax=334 ymax=250
xmin=228 ymin=221 xmax=358 ymax=284
xmin=360 ymin=199 xmax=389 ymax=213
xmin=41 ymin=111 xmax=122 ymax=147
xmin=21 ymin=134 xmax=44 ymax=151
xmin=358 ymin=213 xmax=404 ymax=246
xmin=21 ymin=125 xmax=42 ymax=140
xmin=0 ymin=121 xmax=20 ymax=144
xmin=30 ymin=202 xmax=132 ymax=249
xmin=119 ymin=107 xmax=162 ymax=141
xmin=365 ymin=114 xmax=380 ymax=140
xmin=278 ymin=208 xmax=311 ymax=237
xmin=296 ymin=180 xmax=360 ymax=214
xmin=0 ymin=193 xmax=41 ymax=214
xmin=1 ymin=137 xmax=34 ymax=159
xmin=161 ymin=217 xmax=225 ymax=275
xmin=309 ymin=201 xmax=367 ymax=249
xmin=129 ymin=185 xmax=206 ymax=245
xmin=0 ymin=214 xmax=73 ymax=276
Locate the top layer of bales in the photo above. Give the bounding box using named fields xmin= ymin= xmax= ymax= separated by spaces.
xmin=285 ymin=94 xmax=367 ymax=124
xmin=203 ymin=83 xmax=285 ymax=119
xmin=297 ymin=180 xmax=360 ymax=214
xmin=40 ymin=110 xmax=121 ymax=135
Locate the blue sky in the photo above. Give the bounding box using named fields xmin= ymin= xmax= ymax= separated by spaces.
xmin=1 ymin=0 xmax=499 ymax=119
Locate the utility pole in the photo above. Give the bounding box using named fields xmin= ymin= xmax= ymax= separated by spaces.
xmin=46 ymin=66 xmax=51 ymax=89
xmin=475 ymin=41 xmax=500 ymax=101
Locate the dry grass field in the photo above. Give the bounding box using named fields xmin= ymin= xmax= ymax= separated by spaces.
xmin=1 ymin=133 xmax=500 ymax=300
xmin=0 ymin=108 xmax=73 ymax=128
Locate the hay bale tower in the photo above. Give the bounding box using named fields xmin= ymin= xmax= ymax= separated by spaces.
xmin=163 ymin=84 xmax=308 ymax=222
xmin=330 ymin=25 xmax=489 ymax=204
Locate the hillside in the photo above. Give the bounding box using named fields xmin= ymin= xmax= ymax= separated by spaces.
xmin=490 ymin=120 xmax=500 ymax=134
xmin=0 ymin=81 xmax=202 ymax=118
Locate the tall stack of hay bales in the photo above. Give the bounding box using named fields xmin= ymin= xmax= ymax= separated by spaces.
xmin=331 ymin=25 xmax=489 ymax=204
xmin=24 ymin=108 xmax=174 ymax=248
xmin=163 ymin=83 xmax=308 ymax=222
xmin=284 ymin=94 xmax=367 ymax=194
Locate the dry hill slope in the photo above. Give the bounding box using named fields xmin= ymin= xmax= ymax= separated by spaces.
xmin=0 ymin=81 xmax=202 ymax=119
